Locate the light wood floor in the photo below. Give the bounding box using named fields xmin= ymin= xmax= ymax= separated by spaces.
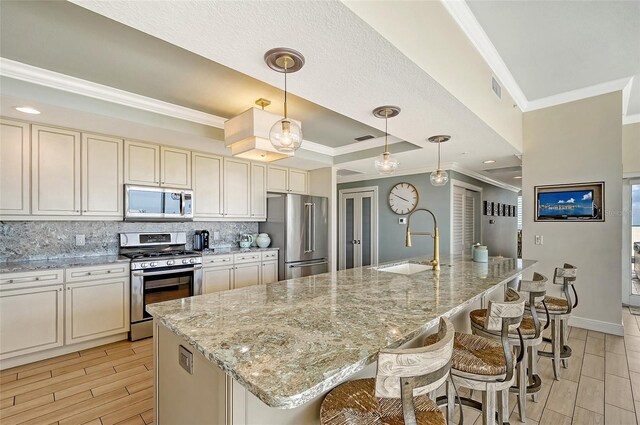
xmin=3 ymin=309 xmax=640 ymax=425
xmin=0 ymin=338 xmax=153 ymax=425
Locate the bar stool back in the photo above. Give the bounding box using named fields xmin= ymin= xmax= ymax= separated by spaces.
xmin=320 ymin=317 xmax=456 ymax=425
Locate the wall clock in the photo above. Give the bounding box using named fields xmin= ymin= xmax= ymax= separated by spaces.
xmin=389 ymin=182 xmax=419 ymax=215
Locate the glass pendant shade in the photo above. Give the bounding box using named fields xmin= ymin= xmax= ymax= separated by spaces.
xmin=269 ymin=118 xmax=302 ymax=153
xmin=374 ymin=152 xmax=399 ymax=175
xmin=430 ymin=169 xmax=449 ymax=186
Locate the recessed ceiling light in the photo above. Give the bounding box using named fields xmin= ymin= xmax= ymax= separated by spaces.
xmin=15 ymin=106 xmax=41 ymax=115
xmin=483 ymin=160 xmax=496 ymax=164
xmin=514 ymin=176 xmax=522 ymax=179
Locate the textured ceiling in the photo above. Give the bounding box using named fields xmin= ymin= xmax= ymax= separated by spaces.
xmin=466 ymin=0 xmax=640 ymax=115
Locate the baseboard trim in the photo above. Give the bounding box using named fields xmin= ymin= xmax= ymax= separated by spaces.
xmin=568 ymin=316 xmax=624 ymax=336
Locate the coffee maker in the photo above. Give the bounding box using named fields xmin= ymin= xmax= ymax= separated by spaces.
xmin=193 ymin=230 xmax=210 ymax=251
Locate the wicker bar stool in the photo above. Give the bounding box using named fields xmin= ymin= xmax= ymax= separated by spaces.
xmin=427 ymin=288 xmax=525 ymax=425
xmin=469 ymin=273 xmax=548 ymax=423
xmin=320 ymin=317 xmax=458 ymax=425
xmin=533 ymin=264 xmax=578 ymax=380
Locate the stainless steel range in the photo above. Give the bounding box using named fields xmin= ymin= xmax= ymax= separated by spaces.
xmin=120 ymin=231 xmax=202 ymax=340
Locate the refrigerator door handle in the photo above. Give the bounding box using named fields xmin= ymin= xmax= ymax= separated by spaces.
xmin=312 ymin=203 xmax=316 ymax=252
xmin=304 ymin=202 xmax=313 ymax=253
xmin=288 ymin=260 xmax=329 ymax=268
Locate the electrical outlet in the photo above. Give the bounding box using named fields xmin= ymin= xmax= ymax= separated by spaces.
xmin=535 ymin=235 xmax=543 ymax=245
xmin=398 ymin=217 xmax=407 ymax=225
xmin=75 ymin=234 xmax=85 ymax=246
xmin=213 ymin=231 xmax=220 ymax=241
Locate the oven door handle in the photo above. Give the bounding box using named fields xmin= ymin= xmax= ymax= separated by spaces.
xmin=132 ymin=265 xmax=202 ymax=277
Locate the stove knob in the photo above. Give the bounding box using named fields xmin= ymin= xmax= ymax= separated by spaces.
xmin=167 ymin=260 xmax=175 ymax=266
xmin=182 ymin=259 xmax=189 ymax=264
xmin=189 ymin=258 xmax=195 ymax=264
xmin=140 ymin=263 xmax=148 ymax=268
xmin=150 ymin=262 xmax=158 ymax=267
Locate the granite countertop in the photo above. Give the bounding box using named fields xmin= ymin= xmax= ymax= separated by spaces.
xmin=201 ymin=246 xmax=279 ymax=256
xmin=0 ymin=255 xmax=130 ymax=274
xmin=147 ymin=255 xmax=536 ymax=409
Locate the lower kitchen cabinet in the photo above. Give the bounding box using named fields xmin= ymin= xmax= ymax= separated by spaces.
xmin=0 ymin=284 xmax=64 ymax=359
xmin=65 ymin=278 xmax=130 ymax=344
xmin=234 ymin=262 xmax=261 ymax=289
xmin=203 ymin=265 xmax=234 ymax=294
xmin=261 ymin=261 xmax=278 ymax=285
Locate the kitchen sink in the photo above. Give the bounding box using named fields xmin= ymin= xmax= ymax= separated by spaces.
xmin=374 ymin=262 xmax=431 ymax=275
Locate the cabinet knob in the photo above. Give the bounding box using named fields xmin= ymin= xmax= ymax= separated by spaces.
xmin=35 ymin=277 xmax=39 ymax=281
xmin=83 ymin=210 xmax=87 ymax=212
xmin=8 ymin=279 xmax=14 ymax=283
xmin=107 ymin=270 xmax=111 ymax=273
xmin=87 ymin=272 xmax=92 ymax=275
xmin=76 ymin=210 xmax=80 ymax=212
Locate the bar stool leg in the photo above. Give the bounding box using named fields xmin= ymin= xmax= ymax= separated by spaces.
xmin=446 ymin=379 xmax=455 ymax=424
xmin=516 ymin=359 xmax=527 ymax=422
xmin=482 ymin=389 xmax=497 ymax=425
xmin=497 ymin=389 xmax=508 ymax=425
xmin=561 ymin=318 xmax=569 ymax=369
xmin=529 ymin=345 xmax=539 ymax=402
xmin=552 ymin=318 xmax=562 ymax=380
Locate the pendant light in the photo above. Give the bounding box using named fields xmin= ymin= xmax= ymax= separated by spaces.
xmin=428 ymin=135 xmax=450 ymax=186
xmin=372 ymin=106 xmax=401 ymax=175
xmin=264 ymin=48 xmax=305 ymax=153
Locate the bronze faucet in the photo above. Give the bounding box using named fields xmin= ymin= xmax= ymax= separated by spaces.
xmin=405 ymin=208 xmax=440 ymax=271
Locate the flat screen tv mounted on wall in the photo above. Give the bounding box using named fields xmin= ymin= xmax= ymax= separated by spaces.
xmin=534 ymin=182 xmax=604 ymax=222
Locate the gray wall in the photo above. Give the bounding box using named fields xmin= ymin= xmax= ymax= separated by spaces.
xmin=0 ymin=221 xmax=258 ymax=262
xmin=338 ymin=171 xmax=518 ymax=264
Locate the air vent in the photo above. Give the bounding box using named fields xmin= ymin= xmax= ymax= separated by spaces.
xmin=337 ymin=168 xmax=365 ymax=177
xmin=491 ymin=76 xmax=502 ymax=99
xmin=483 ymin=166 xmax=522 ymax=174
xmin=354 ymin=134 xmax=375 ymax=142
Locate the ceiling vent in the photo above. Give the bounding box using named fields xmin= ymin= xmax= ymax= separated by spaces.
xmin=483 ymin=165 xmax=522 ymax=174
xmin=337 ymin=168 xmax=365 ymax=177
xmin=354 ymin=134 xmax=375 ymax=142
xmin=491 ymin=76 xmax=502 ymax=99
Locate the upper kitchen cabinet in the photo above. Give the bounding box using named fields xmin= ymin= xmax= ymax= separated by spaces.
xmin=0 ymin=119 xmax=30 ymax=215
xmin=124 ymin=140 xmax=159 ymax=186
xmin=192 ymin=152 xmax=223 ymax=218
xmin=251 ymin=162 xmax=267 ymax=220
xmin=267 ymin=165 xmax=308 ymax=194
xmin=81 ymin=133 xmax=123 ymax=217
xmin=160 ymin=146 xmax=191 ymax=188
xmin=32 ymin=125 xmax=81 ymax=215
xmin=223 ymin=158 xmax=251 ymax=218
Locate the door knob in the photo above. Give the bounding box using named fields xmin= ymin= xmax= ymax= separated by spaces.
xmin=352 ymin=240 xmax=357 ymax=244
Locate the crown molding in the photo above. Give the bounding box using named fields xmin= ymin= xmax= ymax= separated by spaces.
xmin=299 ymin=139 xmax=336 ymax=156
xmin=0 ymin=57 xmax=227 ymax=128
xmin=449 ymin=163 xmax=521 ymax=192
xmin=440 ymin=0 xmax=528 ymax=110
xmin=623 ymin=113 xmax=640 ymax=126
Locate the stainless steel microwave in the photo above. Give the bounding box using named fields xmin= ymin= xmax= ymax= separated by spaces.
xmin=124 ymin=185 xmax=193 ymax=221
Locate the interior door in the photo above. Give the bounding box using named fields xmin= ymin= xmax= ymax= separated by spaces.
xmin=623 ymin=178 xmax=640 ymax=306
xmin=340 ymin=190 xmax=376 ymax=269
xmin=452 ymin=186 xmax=478 ymax=255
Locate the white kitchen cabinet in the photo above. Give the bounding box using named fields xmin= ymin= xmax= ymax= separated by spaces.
xmin=267 ymin=165 xmax=308 ymax=194
xmin=0 ymin=284 xmax=64 ymax=359
xmin=192 ymin=152 xmax=223 ymax=218
xmin=0 ymin=119 xmax=30 ymax=215
xmin=203 ymin=265 xmax=234 ymax=294
xmin=251 ymin=162 xmax=267 ymax=220
xmin=261 ymin=261 xmax=278 ymax=285
xmin=223 ymin=158 xmax=251 ymax=218
xmin=233 ymin=262 xmax=261 ymax=289
xmin=81 ymin=133 xmax=123 ymax=217
xmin=161 ymin=146 xmax=191 ymax=189
xmin=65 ymin=277 xmax=129 ymax=345
xmin=31 ymin=125 xmax=81 ymax=215
xmin=124 ymin=140 xmax=160 ymax=186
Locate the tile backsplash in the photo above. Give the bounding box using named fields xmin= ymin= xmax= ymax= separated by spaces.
xmin=0 ymin=221 xmax=259 ymax=261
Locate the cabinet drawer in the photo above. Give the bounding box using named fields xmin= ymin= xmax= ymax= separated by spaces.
xmin=233 ymin=253 xmax=261 ymax=264
xmin=203 ymin=255 xmax=233 ymax=267
xmin=65 ymin=263 xmax=129 ymax=282
xmin=0 ymin=269 xmax=64 ymax=288
xmin=261 ymin=251 xmax=278 ymax=261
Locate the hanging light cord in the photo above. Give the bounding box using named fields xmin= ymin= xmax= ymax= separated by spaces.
xmin=283 ymin=59 xmax=289 ymax=119
xmin=383 ymin=110 xmax=389 ymax=155
xmin=437 ymin=141 xmax=442 ymax=170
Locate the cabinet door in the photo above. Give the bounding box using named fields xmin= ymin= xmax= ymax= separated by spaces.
xmin=250 ymin=162 xmax=267 ymax=220
xmin=82 ymin=133 xmax=123 ymax=216
xmin=267 ymin=165 xmax=288 ymax=193
xmin=65 ymin=278 xmax=129 ymax=345
xmin=203 ymin=266 xmax=233 ymax=294
xmin=223 ymin=158 xmax=250 ymax=218
xmin=288 ymin=169 xmax=308 ymax=194
xmin=0 ymin=119 xmax=30 ymax=215
xmin=32 ymin=125 xmax=81 ymax=215
xmin=192 ymin=153 xmax=223 ymax=218
xmin=124 ymin=140 xmax=160 ymax=186
xmin=161 ymin=146 xmax=191 ymax=188
xmin=233 ymin=263 xmax=260 ymax=289
xmin=0 ymin=285 xmax=64 ymax=359
xmin=261 ymin=261 xmax=278 ymax=285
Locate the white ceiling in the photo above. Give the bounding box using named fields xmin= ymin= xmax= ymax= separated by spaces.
xmin=464 ymin=0 xmax=640 ymax=122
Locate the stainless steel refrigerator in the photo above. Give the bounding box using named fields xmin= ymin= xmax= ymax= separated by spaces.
xmin=259 ymin=193 xmax=329 ymax=281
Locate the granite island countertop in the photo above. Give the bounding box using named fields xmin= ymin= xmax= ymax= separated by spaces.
xmin=0 ymin=255 xmax=130 ymax=274
xmin=147 ymin=255 xmax=536 ymax=409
